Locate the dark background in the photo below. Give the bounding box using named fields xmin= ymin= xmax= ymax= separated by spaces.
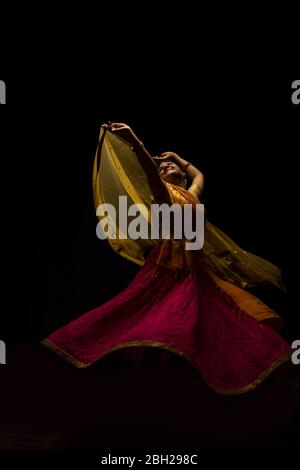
xmin=0 ymin=77 xmax=299 ymax=457
xmin=1 ymin=77 xmax=298 ymax=341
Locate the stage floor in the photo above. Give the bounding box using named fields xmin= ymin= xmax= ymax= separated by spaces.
xmin=0 ymin=342 xmax=299 ymax=452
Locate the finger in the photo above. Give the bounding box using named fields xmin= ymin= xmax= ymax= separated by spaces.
xmin=156 ymin=156 xmax=170 ymax=161
xmin=109 ymin=124 xmax=119 ymax=131
xmin=110 ymin=123 xmax=127 ymax=128
xmin=161 ymin=152 xmax=178 ymax=158
xmin=110 ymin=125 xmax=127 ymax=132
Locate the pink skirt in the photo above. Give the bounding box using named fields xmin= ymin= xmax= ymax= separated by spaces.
xmin=42 ymin=246 xmax=291 ymax=394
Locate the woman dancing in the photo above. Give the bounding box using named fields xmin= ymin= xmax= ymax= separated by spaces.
xmin=42 ymin=123 xmax=291 ymax=395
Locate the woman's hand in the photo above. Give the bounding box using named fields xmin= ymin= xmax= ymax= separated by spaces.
xmin=153 ymin=152 xmax=181 ymax=164
xmin=102 ymin=122 xmax=135 ymax=143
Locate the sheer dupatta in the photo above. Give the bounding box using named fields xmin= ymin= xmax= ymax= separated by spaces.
xmin=93 ymin=126 xmax=284 ymax=291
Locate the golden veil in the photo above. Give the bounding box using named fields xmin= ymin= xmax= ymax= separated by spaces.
xmin=93 ymin=127 xmax=283 ymax=291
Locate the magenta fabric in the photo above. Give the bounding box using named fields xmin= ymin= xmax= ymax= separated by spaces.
xmin=45 ymin=245 xmax=291 ymax=393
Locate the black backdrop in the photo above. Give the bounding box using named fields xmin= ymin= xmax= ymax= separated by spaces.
xmin=1 ymin=77 xmax=298 ymax=342
xmin=0 ymin=76 xmax=299 ymax=459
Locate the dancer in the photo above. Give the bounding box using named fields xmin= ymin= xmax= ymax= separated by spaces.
xmin=42 ymin=123 xmax=291 ymax=394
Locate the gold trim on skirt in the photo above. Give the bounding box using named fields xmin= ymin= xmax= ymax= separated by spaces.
xmin=41 ymin=339 xmax=292 ymax=395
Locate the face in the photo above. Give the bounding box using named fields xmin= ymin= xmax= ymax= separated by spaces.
xmin=159 ymin=161 xmax=184 ymax=183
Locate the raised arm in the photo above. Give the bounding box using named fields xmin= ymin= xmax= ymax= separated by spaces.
xmin=102 ymin=123 xmax=171 ymax=205
xmin=154 ymin=152 xmax=204 ymax=197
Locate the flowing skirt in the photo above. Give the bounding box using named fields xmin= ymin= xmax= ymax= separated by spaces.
xmin=42 ymin=246 xmax=291 ymax=394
